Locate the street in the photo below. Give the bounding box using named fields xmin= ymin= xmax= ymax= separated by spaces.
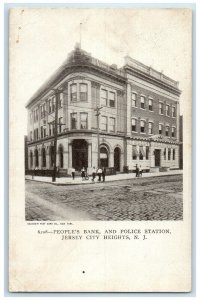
xmin=25 ymin=174 xmax=183 ymax=221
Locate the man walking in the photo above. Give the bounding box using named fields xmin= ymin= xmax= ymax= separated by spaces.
xmin=97 ymin=167 xmax=102 ymax=182
xmin=136 ymin=164 xmax=139 ymax=177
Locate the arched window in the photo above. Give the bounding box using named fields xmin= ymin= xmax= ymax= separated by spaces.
xmin=100 ymin=146 xmax=109 ymax=168
xmin=30 ymin=151 xmax=33 ymax=168
xmin=34 ymin=148 xmax=39 ymax=167
xmin=50 ymin=145 xmax=54 ymax=168
xmin=42 ymin=147 xmax=46 ymax=167
xmin=58 ymin=145 xmax=64 ymax=168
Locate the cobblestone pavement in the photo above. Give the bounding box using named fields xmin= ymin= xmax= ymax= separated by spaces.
xmin=25 ymin=174 xmax=183 ymax=221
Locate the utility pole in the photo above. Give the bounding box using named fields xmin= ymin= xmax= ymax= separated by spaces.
xmin=94 ymin=106 xmax=103 ymax=168
xmin=80 ymin=22 xmax=82 ymax=48
xmin=52 ymin=89 xmax=59 ymax=182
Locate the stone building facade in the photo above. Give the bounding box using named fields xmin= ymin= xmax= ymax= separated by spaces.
xmin=26 ymin=45 xmax=181 ymax=174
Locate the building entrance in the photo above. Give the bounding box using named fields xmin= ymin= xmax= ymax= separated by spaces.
xmin=100 ymin=146 xmax=108 ymax=168
xmin=114 ymin=147 xmax=121 ymax=171
xmin=72 ymin=139 xmax=88 ymax=171
xmin=154 ymin=149 xmax=161 ymax=167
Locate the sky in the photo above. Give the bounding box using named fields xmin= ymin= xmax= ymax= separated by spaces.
xmin=9 ymin=8 xmax=192 ymax=134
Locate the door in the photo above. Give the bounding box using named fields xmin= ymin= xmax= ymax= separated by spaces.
xmin=114 ymin=147 xmax=121 ymax=171
xmin=72 ymin=139 xmax=88 ymax=171
xmin=154 ymin=149 xmax=161 ymax=167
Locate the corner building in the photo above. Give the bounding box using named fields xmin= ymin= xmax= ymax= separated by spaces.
xmin=26 ymin=45 xmax=181 ymax=174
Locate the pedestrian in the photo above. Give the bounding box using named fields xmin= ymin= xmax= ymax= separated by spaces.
xmin=102 ymin=167 xmax=106 ymax=182
xmin=136 ymin=164 xmax=139 ymax=177
xmin=97 ymin=167 xmax=102 ymax=182
xmin=81 ymin=167 xmax=85 ymax=180
xmin=92 ymin=167 xmax=96 ymax=182
xmin=71 ymin=167 xmax=75 ymax=180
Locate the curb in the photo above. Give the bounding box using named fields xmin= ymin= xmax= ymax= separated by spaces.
xmin=25 ymin=172 xmax=183 ymax=186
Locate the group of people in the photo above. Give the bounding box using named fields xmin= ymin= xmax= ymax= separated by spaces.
xmin=71 ymin=166 xmax=106 ymax=182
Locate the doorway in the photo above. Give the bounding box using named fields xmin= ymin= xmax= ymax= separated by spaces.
xmin=154 ymin=149 xmax=161 ymax=167
xmin=114 ymin=147 xmax=121 ymax=171
xmin=72 ymin=139 xmax=88 ymax=171
xmin=100 ymin=146 xmax=109 ymax=168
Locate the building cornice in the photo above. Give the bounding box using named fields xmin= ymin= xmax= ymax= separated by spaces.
xmin=124 ymin=66 xmax=181 ymax=97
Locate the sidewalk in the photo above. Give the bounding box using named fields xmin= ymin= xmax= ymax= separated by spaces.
xmin=25 ymin=169 xmax=183 ymax=186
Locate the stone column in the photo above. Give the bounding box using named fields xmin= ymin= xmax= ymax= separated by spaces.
xmin=109 ymin=151 xmax=114 ymax=168
xmin=120 ymin=152 xmax=124 ymax=172
xmin=88 ymin=143 xmax=92 ymax=168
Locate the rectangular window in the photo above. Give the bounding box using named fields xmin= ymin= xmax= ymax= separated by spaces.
xmin=101 ymin=116 xmax=107 ymax=131
xmin=49 ymin=123 xmax=52 ymax=136
xmin=101 ymin=89 xmax=107 ymax=107
xmin=41 ymin=103 xmax=46 ymax=118
xmin=164 ymin=148 xmax=166 ymax=160
xmin=80 ymin=84 xmax=88 ymax=101
xmin=109 ymin=92 xmax=115 ymax=107
xmin=172 ymin=106 xmax=176 ymax=117
xmin=159 ymin=124 xmax=163 ymax=135
xmin=58 ymin=94 xmax=63 ymax=108
xmin=166 ymin=104 xmax=170 ymax=116
xmin=30 ymin=131 xmax=32 ymax=141
xmin=58 ymin=117 xmax=63 ymax=133
xmin=148 ymin=122 xmax=153 ymax=134
xmin=34 ymin=109 xmax=38 ymax=122
xmin=71 ymin=113 xmax=77 ymax=129
xmin=40 ymin=126 xmax=43 ymax=139
xmin=139 ymin=146 xmax=144 ymax=160
xmin=168 ymin=148 xmax=171 ymax=160
xmin=132 ymin=145 xmax=138 ymax=160
xmin=132 ymin=93 xmax=137 ymax=107
xmin=159 ymin=103 xmax=164 ymax=114
xmin=80 ymin=113 xmax=88 ymax=129
xmin=172 ymin=127 xmax=176 ymax=137
xmin=146 ymin=146 xmax=149 ymax=160
xmin=49 ymin=99 xmax=52 ymax=113
xmin=140 ymin=120 xmax=145 ymax=133
xmin=34 ymin=128 xmax=38 ymax=140
xmin=165 ymin=126 xmax=169 ymax=136
xmin=52 ymin=97 xmax=55 ymax=112
xmin=173 ymin=149 xmax=175 ymax=160
xmin=131 ymin=119 xmax=137 ymax=132
xmin=140 ymin=96 xmax=145 ymax=109
xmin=109 ymin=118 xmax=115 ymax=132
xmin=71 ymin=84 xmax=77 ymax=101
xmin=149 ymin=99 xmax=153 ymax=111
xmin=43 ymin=127 xmax=46 ymax=138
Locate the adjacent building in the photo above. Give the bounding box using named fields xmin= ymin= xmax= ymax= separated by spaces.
xmin=26 ymin=44 xmax=181 ymax=174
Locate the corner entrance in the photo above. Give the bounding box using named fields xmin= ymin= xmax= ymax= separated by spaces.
xmin=72 ymin=139 xmax=88 ymax=171
xmin=154 ymin=149 xmax=161 ymax=167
